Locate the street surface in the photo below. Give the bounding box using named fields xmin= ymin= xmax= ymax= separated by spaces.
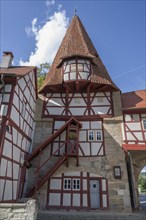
xmin=139 ymin=193 xmax=146 ymax=214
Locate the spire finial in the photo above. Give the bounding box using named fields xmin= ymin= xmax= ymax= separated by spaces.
xmin=74 ymin=8 xmax=77 ymax=16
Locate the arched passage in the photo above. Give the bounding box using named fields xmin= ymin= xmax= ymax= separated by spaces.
xmin=126 ymin=151 xmax=146 ymax=209
xmin=138 ymin=166 xmax=146 ymax=213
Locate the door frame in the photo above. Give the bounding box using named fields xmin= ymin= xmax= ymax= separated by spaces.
xmin=88 ymin=177 xmax=109 ymax=210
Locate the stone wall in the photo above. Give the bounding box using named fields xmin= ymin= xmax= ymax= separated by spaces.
xmin=104 ymin=91 xmax=131 ymax=212
xmin=0 ymin=199 xmax=37 ymax=220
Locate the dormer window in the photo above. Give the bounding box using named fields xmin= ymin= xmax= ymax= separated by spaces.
xmin=63 ymin=59 xmax=91 ymax=81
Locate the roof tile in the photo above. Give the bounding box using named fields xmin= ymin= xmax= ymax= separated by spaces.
xmin=121 ymin=90 xmax=146 ymax=109
xmin=0 ymin=66 xmax=35 ymax=76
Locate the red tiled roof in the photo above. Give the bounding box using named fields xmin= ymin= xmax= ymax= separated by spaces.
xmin=0 ymin=66 xmax=35 ymax=76
xmin=39 ymin=15 xmax=119 ymax=92
xmin=121 ymin=90 xmax=146 ymax=110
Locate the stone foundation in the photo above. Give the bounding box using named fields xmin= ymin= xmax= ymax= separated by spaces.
xmin=0 ymin=199 xmax=38 ymax=220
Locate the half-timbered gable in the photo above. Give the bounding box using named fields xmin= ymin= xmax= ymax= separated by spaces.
xmin=43 ymin=91 xmax=113 ymax=118
xmin=0 ymin=52 xmax=37 ymax=202
xmin=122 ymin=90 xmax=146 ymax=151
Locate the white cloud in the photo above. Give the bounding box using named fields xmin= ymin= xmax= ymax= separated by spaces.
xmin=25 ymin=18 xmax=38 ymax=37
xmin=58 ymin=4 xmax=62 ymax=11
xmin=20 ymin=9 xmax=69 ymax=66
xmin=46 ymin=0 xmax=55 ymax=7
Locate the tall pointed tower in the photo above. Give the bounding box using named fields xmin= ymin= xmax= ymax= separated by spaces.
xmin=40 ymin=15 xmax=119 ymax=94
xmin=25 ymin=15 xmax=131 ymax=212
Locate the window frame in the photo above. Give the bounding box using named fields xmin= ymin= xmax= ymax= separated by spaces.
xmin=88 ymin=130 xmax=94 ymax=141
xmin=63 ymin=178 xmax=80 ymax=191
xmin=72 ymin=178 xmax=80 ymax=190
xmin=96 ymin=130 xmax=102 ymax=141
xmin=63 ymin=58 xmax=91 ymax=81
xmin=88 ymin=130 xmax=102 ymax=142
xmin=64 ymin=178 xmax=71 ymax=190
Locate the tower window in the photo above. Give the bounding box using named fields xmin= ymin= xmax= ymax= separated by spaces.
xmin=63 ymin=59 xmax=91 ymax=81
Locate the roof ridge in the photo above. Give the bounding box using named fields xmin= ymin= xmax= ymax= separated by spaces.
xmin=76 ymin=16 xmax=90 ymax=55
xmin=75 ymin=16 xmax=97 ymax=57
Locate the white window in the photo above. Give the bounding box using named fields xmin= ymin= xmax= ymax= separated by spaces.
xmin=143 ymin=119 xmax=146 ymax=130
xmin=64 ymin=178 xmax=71 ymax=190
xmin=96 ymin=131 xmax=102 ymax=141
xmin=88 ymin=131 xmax=94 ymax=141
xmin=73 ymin=179 xmax=80 ymax=190
xmin=63 ymin=178 xmax=80 ymax=190
xmin=88 ymin=130 xmax=102 ymax=141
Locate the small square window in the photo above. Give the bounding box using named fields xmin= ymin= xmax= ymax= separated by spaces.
xmin=93 ymin=184 xmax=96 ymax=188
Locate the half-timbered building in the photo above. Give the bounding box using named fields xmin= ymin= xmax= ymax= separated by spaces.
xmin=1 ymin=15 xmax=145 ymax=214
xmin=0 ymin=52 xmax=37 ymax=202
xmin=121 ymin=90 xmax=146 ymax=209
xmin=24 ymin=15 xmax=132 ymax=212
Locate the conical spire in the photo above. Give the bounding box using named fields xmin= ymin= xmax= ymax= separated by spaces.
xmin=39 ymin=15 xmax=119 ymax=93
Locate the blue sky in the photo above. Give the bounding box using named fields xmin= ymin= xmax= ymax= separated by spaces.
xmin=0 ymin=0 xmax=145 ymax=93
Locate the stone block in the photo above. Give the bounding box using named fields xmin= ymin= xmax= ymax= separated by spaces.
xmin=0 ymin=209 xmax=8 ymax=219
xmin=12 ymin=208 xmax=25 ymax=213
xmin=118 ymin=189 xmax=124 ymax=195
xmin=110 ymin=190 xmax=118 ymax=196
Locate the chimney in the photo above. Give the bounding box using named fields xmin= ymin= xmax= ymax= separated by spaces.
xmin=0 ymin=52 xmax=14 ymax=68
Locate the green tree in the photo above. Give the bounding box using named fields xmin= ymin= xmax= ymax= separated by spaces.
xmin=138 ymin=175 xmax=146 ymax=192
xmin=37 ymin=63 xmax=50 ymax=89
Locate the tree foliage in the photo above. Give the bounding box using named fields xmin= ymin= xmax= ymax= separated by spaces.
xmin=37 ymin=63 xmax=50 ymax=89
xmin=138 ymin=174 xmax=146 ymax=192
